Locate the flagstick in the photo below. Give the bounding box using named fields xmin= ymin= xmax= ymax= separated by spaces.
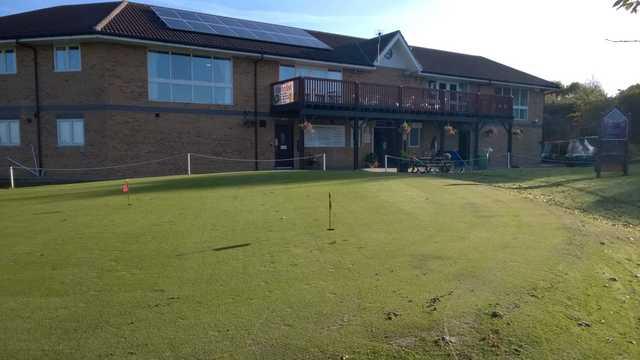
xmin=327 ymin=192 xmax=334 ymax=231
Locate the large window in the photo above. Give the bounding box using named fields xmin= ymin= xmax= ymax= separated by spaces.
xmin=279 ymin=65 xmax=342 ymax=81
xmin=148 ymin=51 xmax=233 ymax=105
xmin=496 ymin=87 xmax=528 ymax=120
xmin=0 ymin=120 xmax=20 ymax=146
xmin=304 ymin=125 xmax=346 ymax=147
xmin=408 ymin=122 xmax=422 ymax=147
xmin=57 ymin=118 xmax=85 ymax=146
xmin=54 ymin=46 xmax=81 ymax=72
xmin=0 ymin=49 xmax=16 ymax=74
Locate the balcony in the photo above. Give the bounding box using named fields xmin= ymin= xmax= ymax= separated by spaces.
xmin=271 ymin=77 xmax=514 ymax=119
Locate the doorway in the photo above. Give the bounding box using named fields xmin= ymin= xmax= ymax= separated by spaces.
xmin=374 ymin=127 xmax=401 ymax=164
xmin=458 ymin=129 xmax=471 ymax=160
xmin=274 ymin=123 xmax=294 ymax=168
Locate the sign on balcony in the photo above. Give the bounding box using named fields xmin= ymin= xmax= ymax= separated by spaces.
xmin=273 ymin=80 xmax=295 ymax=105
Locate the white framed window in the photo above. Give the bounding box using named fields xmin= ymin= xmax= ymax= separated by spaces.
xmin=279 ymin=64 xmax=342 ymax=81
xmin=304 ymin=125 xmax=346 ymax=147
xmin=148 ymin=51 xmax=233 ymax=105
xmin=57 ymin=118 xmax=85 ymax=146
xmin=0 ymin=120 xmax=20 ymax=146
xmin=408 ymin=122 xmax=422 ymax=147
xmin=54 ymin=45 xmax=81 ymax=72
xmin=0 ymin=49 xmax=17 ymax=74
xmin=496 ymin=86 xmax=528 ymax=120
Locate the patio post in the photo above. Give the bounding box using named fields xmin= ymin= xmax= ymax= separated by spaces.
xmin=439 ymin=122 xmax=446 ymax=153
xmin=507 ymin=120 xmax=513 ymax=168
xmin=353 ymin=118 xmax=359 ymax=170
xmin=473 ymin=120 xmax=480 ymax=168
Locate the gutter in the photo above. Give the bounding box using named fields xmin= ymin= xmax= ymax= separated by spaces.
xmin=16 ymin=41 xmax=43 ymax=174
xmin=253 ymin=54 xmax=264 ymax=171
xmin=13 ymin=34 xmax=377 ymax=71
xmin=419 ymin=71 xmax=559 ymax=91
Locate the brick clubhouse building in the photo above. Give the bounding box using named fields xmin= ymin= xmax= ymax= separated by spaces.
xmin=0 ymin=1 xmax=558 ymax=180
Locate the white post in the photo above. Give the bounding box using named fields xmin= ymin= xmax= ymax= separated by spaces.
xmin=187 ymin=153 xmax=192 ymax=176
xmin=507 ymin=152 xmax=512 ymax=169
xmin=9 ymin=166 xmax=15 ymax=189
xmin=322 ymin=153 xmax=327 ymax=172
xmin=384 ymin=155 xmax=388 ymax=173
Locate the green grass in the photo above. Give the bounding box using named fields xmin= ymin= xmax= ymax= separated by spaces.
xmin=1 ymin=168 xmax=639 ymax=359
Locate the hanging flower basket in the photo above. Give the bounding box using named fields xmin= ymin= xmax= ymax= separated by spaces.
xmin=400 ymin=121 xmax=412 ymax=136
xmin=483 ymin=127 xmax=496 ymax=138
xmin=512 ymin=128 xmax=524 ymax=137
xmin=444 ymin=125 xmax=457 ymax=136
xmin=299 ymin=120 xmax=313 ymax=132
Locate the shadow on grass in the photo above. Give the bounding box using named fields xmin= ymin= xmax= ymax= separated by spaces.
xmin=176 ymin=243 xmax=251 ymax=257
xmin=2 ymin=171 xmax=395 ymax=204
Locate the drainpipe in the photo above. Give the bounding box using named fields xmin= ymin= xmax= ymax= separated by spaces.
xmin=17 ymin=42 xmax=43 ymax=175
xmin=253 ymin=54 xmax=264 ymax=171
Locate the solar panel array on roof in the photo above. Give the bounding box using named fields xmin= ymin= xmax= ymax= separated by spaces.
xmin=151 ymin=6 xmax=332 ymax=50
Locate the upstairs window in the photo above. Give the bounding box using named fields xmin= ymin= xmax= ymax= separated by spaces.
xmin=0 ymin=49 xmax=16 ymax=74
xmin=148 ymin=51 xmax=233 ymax=105
xmin=57 ymin=118 xmax=85 ymax=146
xmin=496 ymin=87 xmax=528 ymax=120
xmin=0 ymin=120 xmax=20 ymax=146
xmin=54 ymin=46 xmax=81 ymax=72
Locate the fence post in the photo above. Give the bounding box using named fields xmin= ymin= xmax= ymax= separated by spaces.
xmin=322 ymin=153 xmax=327 ymax=172
xmin=9 ymin=166 xmax=15 ymax=189
xmin=384 ymin=155 xmax=388 ymax=173
xmin=187 ymin=153 xmax=192 ymax=176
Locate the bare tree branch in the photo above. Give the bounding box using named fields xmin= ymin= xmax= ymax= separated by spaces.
xmin=606 ymin=38 xmax=640 ymax=43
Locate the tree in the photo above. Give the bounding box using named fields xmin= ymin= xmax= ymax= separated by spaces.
xmin=616 ymin=85 xmax=640 ymax=143
xmin=545 ymin=81 xmax=612 ymax=137
xmin=613 ymin=0 xmax=639 ymax=13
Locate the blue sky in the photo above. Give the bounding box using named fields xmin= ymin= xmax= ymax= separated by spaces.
xmin=2 ymin=1 xmax=639 ymax=94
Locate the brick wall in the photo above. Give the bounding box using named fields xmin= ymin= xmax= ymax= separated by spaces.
xmin=0 ymin=41 xmax=548 ymax=180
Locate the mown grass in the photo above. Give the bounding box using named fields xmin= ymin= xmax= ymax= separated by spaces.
xmin=0 ymin=168 xmax=639 ymax=359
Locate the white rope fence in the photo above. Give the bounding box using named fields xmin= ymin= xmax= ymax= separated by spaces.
xmin=7 ymin=152 xmax=327 ymax=189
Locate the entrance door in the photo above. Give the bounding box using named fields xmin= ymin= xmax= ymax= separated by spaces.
xmin=374 ymin=127 xmax=400 ymax=164
xmin=458 ymin=129 xmax=471 ymax=160
xmin=275 ymin=124 xmax=294 ymax=168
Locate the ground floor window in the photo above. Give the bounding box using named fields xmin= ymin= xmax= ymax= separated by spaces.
xmin=305 ymin=125 xmax=346 ymax=147
xmin=408 ymin=122 xmax=422 ymax=147
xmin=0 ymin=120 xmax=20 ymax=146
xmin=57 ymin=118 xmax=85 ymax=146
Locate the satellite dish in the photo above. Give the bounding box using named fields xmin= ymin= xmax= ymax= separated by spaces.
xmin=384 ymin=49 xmax=393 ymax=60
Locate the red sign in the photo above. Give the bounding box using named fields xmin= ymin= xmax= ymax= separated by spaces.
xmin=121 ymin=181 xmax=129 ymax=193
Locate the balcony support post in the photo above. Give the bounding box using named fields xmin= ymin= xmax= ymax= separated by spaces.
xmin=352 ymin=118 xmax=359 ymax=170
xmin=299 ymin=115 xmax=305 ymax=170
xmin=439 ymin=122 xmax=446 ymax=154
xmin=507 ymin=120 xmax=513 ymax=169
xmin=473 ymin=120 xmax=480 ymax=168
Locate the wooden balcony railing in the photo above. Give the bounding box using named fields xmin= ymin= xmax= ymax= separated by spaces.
xmin=271 ymin=77 xmax=513 ymax=118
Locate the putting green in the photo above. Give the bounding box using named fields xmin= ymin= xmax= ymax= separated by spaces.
xmin=1 ymin=171 xmax=638 ymax=359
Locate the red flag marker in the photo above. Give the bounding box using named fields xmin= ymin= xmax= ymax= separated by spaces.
xmin=122 ymin=180 xmax=131 ymax=206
